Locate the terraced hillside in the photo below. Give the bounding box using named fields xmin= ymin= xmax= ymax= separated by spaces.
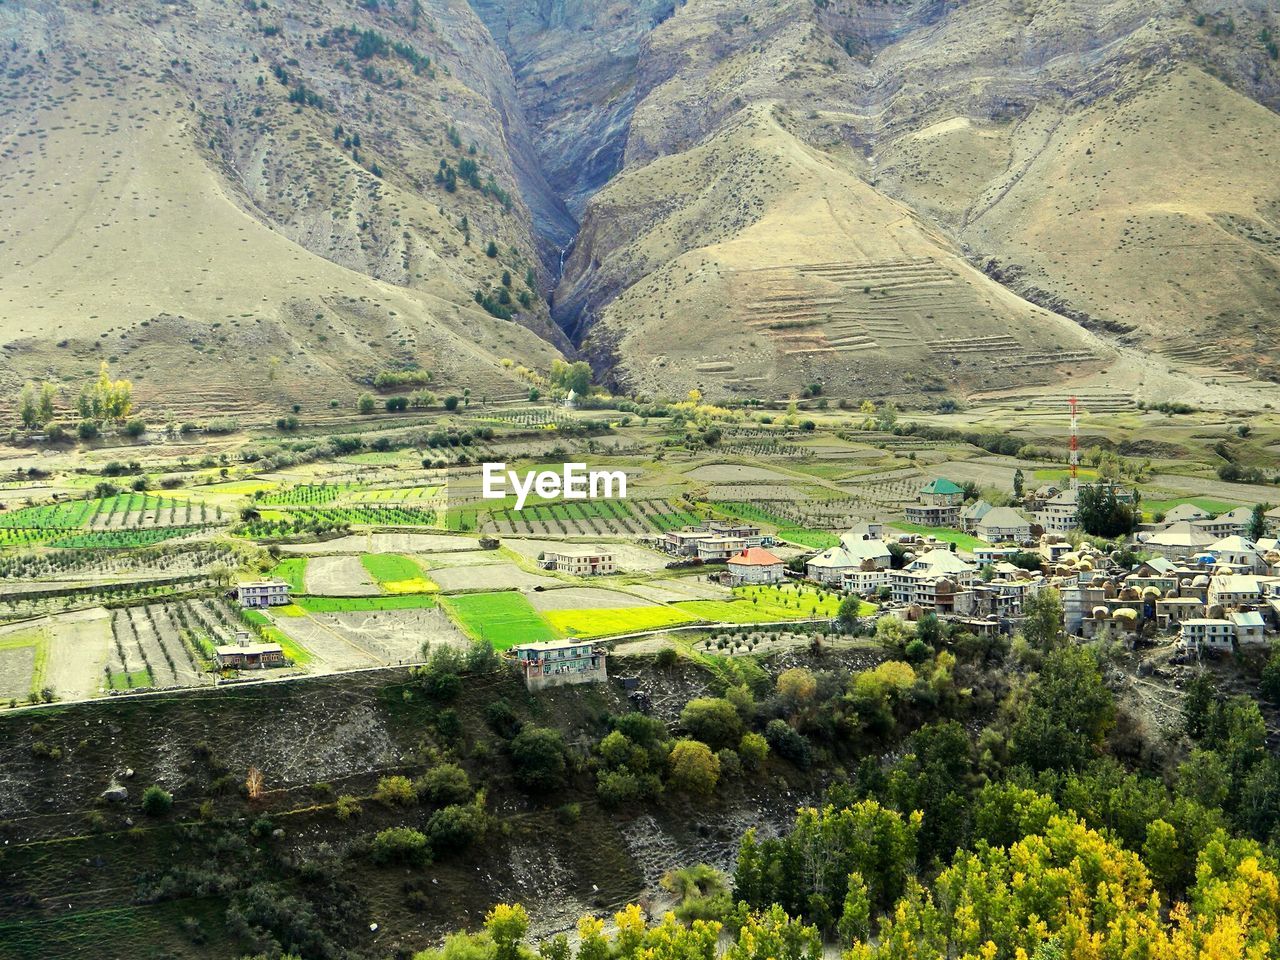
xmin=563 ymin=110 xmax=1109 ymax=399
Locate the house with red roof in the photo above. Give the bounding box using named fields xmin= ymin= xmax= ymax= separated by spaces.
xmin=725 ymin=547 xmax=785 ymax=585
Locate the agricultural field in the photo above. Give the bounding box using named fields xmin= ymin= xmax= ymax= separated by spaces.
xmin=304 ymin=555 xmax=381 ymax=597
xmin=359 ymin=553 xmax=436 ymax=593
xmin=483 ymin=497 xmax=700 ymax=537
xmin=428 ymin=561 xmax=560 ymax=593
xmin=268 ymin=557 xmax=308 ymax=593
xmin=440 ymin=592 xmax=559 ymax=649
xmin=543 ymin=605 xmax=698 ymax=639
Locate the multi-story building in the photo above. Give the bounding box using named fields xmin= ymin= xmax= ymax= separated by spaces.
xmin=1180 ymin=618 xmax=1238 ymax=653
xmin=539 ymin=548 xmax=617 ymax=576
xmin=904 ymin=478 xmax=964 ymax=527
xmin=235 ymin=580 xmax=291 ymax=608
xmin=511 ymin=639 xmax=607 ymax=691
xmin=975 ymin=507 xmax=1032 ymax=544
xmin=726 ymin=547 xmax=785 ymax=585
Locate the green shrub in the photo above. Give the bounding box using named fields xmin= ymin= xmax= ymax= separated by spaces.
xmin=370 ymin=826 xmax=430 ymax=865
xmin=141 ymin=785 xmax=174 ymax=816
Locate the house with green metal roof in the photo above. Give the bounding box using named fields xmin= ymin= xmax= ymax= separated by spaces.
xmin=906 ymin=477 xmax=964 ymax=527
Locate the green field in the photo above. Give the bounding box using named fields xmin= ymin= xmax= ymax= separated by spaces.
xmin=291 ymin=594 xmax=437 ymax=613
xmin=543 ymin=605 xmax=698 ymax=639
xmin=713 ymin=502 xmax=838 ymax=548
xmin=268 ymin=557 xmax=308 ymax=593
xmin=1142 ymin=496 xmax=1242 ymax=517
xmin=674 ymin=590 xmax=869 ymax=624
xmin=888 ymin=522 xmax=986 ymax=552
xmin=440 ymin=592 xmax=558 ymax=649
xmin=359 ymin=553 xmax=435 ymax=593
xmin=242 ymin=609 xmax=312 ymax=665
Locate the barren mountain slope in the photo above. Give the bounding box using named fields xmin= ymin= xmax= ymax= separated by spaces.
xmin=0 ymin=0 xmax=566 ymax=417
xmin=561 ymin=108 xmax=1109 ymax=399
xmin=544 ymin=0 xmax=1280 ymax=395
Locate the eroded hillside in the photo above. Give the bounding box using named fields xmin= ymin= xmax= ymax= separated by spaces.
xmin=0 ymin=0 xmax=1277 ymax=412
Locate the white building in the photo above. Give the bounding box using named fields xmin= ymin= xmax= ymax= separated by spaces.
xmin=1205 ymin=536 xmax=1263 ymax=573
xmin=960 ymin=499 xmax=993 ymax=533
xmin=726 ymin=547 xmax=785 ymax=585
xmin=806 ymin=524 xmax=892 ymax=585
xmin=843 ymin=568 xmax=890 ymax=597
xmin=1144 ymin=522 xmax=1217 ymax=560
xmin=539 ymin=548 xmax=617 ymax=577
xmin=1231 ymin=610 xmax=1266 ymax=645
xmin=235 ymin=580 xmax=291 ymax=608
xmin=1036 ymin=488 xmax=1079 ymax=534
xmin=890 ymin=549 xmax=977 ymax=609
xmin=975 ymin=507 xmax=1032 ymax=544
xmin=1180 ymin=618 xmax=1235 ymax=652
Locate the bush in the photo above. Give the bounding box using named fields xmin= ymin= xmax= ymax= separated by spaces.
xmin=141 ymin=785 xmax=174 ymax=816
xmin=510 ymin=727 xmax=567 ymax=792
xmin=374 ymin=775 xmax=417 ymax=807
xmin=335 ymin=795 xmax=362 ymax=820
xmin=679 ymin=698 xmax=743 ymax=750
xmin=124 ymin=418 xmax=146 ymax=437
xmin=668 ymin=740 xmax=720 ymax=795
xmin=417 ymin=763 xmax=473 ymax=806
xmin=765 ymin=719 xmax=811 ymax=769
xmin=597 ymin=769 xmax=642 ymax=808
xmin=738 ymin=732 xmax=769 ymax=770
xmin=655 ymin=646 xmax=678 ymax=668
xmin=371 ymin=827 xmax=429 ymax=865
xmin=427 ymin=803 xmax=487 ymax=853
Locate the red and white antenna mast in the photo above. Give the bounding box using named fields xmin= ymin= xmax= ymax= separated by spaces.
xmin=1069 ymin=396 xmax=1080 ymax=487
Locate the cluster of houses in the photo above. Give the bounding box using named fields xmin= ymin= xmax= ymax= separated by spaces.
xmin=659 ymin=519 xmax=775 ymax=563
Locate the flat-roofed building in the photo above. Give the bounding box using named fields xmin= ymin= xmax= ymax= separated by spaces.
xmin=235 ymin=580 xmax=291 ymax=608
xmin=512 ymin=639 xmax=607 ymax=691
xmin=539 ymin=548 xmax=617 ymax=577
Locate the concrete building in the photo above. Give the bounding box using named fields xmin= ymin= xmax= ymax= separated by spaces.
xmin=905 ymin=478 xmax=964 ymax=527
xmin=1144 ymin=522 xmax=1216 ymax=560
xmin=1155 ymin=597 xmax=1205 ymax=629
xmin=843 ymin=567 xmax=890 ymax=597
xmin=1036 ymin=487 xmax=1079 ymax=534
xmin=726 ymin=547 xmax=785 ymax=585
xmin=1208 ymin=574 xmax=1264 ymax=609
xmin=960 ymin=499 xmax=993 ymax=533
xmin=1204 ymin=536 xmax=1263 ymax=573
xmin=1180 ymin=618 xmax=1235 ymax=652
xmin=539 ymin=548 xmax=617 ymax=577
xmin=216 ymin=632 xmax=286 ymax=669
xmin=1231 ymin=610 xmax=1266 ymax=645
xmin=975 ymin=507 xmax=1032 ymax=544
xmin=806 ymin=523 xmax=892 ymax=585
xmin=512 ymin=639 xmax=607 ymax=691
xmin=1194 ymin=507 xmax=1255 ymax=539
xmin=1163 ymin=503 xmax=1211 ymax=524
xmin=890 ymin=549 xmax=977 ymax=608
xmin=235 ymin=580 xmax=291 ymax=608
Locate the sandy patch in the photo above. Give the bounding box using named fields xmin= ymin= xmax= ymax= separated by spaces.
xmin=527 ymin=587 xmax=657 ymax=611
xmin=305 ymin=556 xmax=381 ymax=596
xmin=429 ymin=562 xmax=561 ymax=593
